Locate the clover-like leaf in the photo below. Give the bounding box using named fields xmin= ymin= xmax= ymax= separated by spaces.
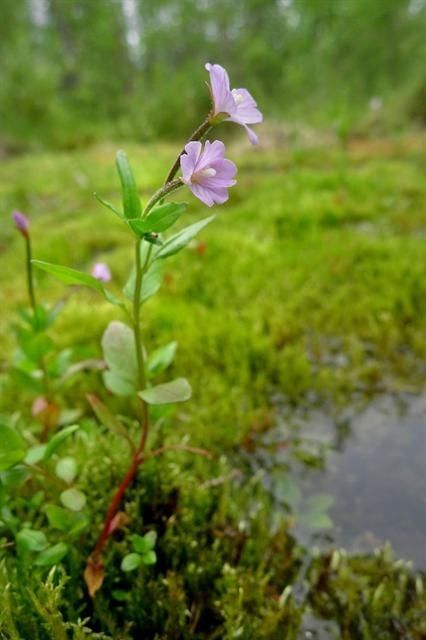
xmin=55 ymin=457 xmax=78 ymax=484
xmin=121 ymin=553 xmax=142 ymax=572
xmin=60 ymin=488 xmax=87 ymax=512
xmin=16 ymin=529 xmax=48 ymax=553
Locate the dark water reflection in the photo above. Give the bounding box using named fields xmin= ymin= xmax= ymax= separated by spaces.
xmin=251 ymin=393 xmax=426 ymax=567
xmin=301 ymin=394 xmax=426 ymax=566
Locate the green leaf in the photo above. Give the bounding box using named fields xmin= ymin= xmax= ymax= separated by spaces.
xmin=138 ymin=378 xmax=192 ymax=405
xmin=94 ymin=192 xmax=124 ymax=221
xmin=116 ymin=150 xmax=141 ymax=219
xmin=32 ymin=261 xmax=123 ymax=308
xmin=101 ymin=322 xmax=138 ymax=396
xmin=102 ymin=321 xmax=137 ymax=383
xmin=141 ymin=260 xmax=165 ymax=303
xmin=60 ymin=488 xmax=86 ymax=512
xmin=141 ymin=550 xmax=156 ymax=565
xmin=156 ymin=215 xmax=215 ymax=259
xmin=103 ymin=371 xmax=136 ymax=397
xmin=121 ymin=552 xmax=142 ymax=572
xmin=87 ymin=394 xmax=127 ymax=436
xmin=16 ymin=529 xmax=48 ymax=552
xmin=131 ymin=530 xmax=157 ymax=554
xmin=44 ymin=425 xmax=79 ymax=460
xmin=24 ymin=444 xmax=47 ymax=465
xmin=305 ymin=494 xmax=335 ymax=513
xmin=35 ymin=543 xmax=68 ymax=567
xmin=55 ymin=457 xmax=78 ymax=484
xmin=45 ymin=504 xmax=71 ymax=531
xmin=299 ymin=511 xmax=333 ymax=530
xmin=146 ymin=341 xmax=177 ymax=377
xmin=129 ymin=202 xmax=187 ymax=235
xmin=123 ymin=259 xmax=165 ymax=304
xmin=273 ymin=476 xmax=302 ymax=510
xmin=32 ymin=261 xmax=103 ymax=292
xmin=45 ymin=505 xmax=89 ymax=536
xmin=0 ymin=423 xmax=26 ymax=471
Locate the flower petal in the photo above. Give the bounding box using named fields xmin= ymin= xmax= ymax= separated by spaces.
xmin=205 ymin=63 xmax=236 ymax=116
xmin=180 ymin=141 xmax=203 ymax=182
xmin=231 ymin=88 xmax=263 ymax=124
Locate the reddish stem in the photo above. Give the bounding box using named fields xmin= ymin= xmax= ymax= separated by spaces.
xmin=92 ymin=449 xmax=143 ymax=559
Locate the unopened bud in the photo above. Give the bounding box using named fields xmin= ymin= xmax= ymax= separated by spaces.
xmin=12 ymin=210 xmax=29 ymax=237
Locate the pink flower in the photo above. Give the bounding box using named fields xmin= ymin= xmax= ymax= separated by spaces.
xmin=180 ymin=140 xmax=237 ymax=207
xmin=12 ymin=210 xmax=30 ymax=237
xmin=205 ymin=63 xmax=263 ymax=145
xmin=91 ymin=262 xmax=111 ymax=282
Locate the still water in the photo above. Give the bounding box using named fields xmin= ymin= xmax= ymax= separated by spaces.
xmin=249 ymin=393 xmax=426 ymax=567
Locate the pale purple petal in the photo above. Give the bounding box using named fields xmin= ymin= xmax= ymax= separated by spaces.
xmin=230 ymin=88 xmax=263 ymax=124
xmin=189 ymin=183 xmax=216 ymax=207
xmin=12 ymin=210 xmax=29 ymax=236
xmin=180 ymin=141 xmax=203 ymax=183
xmin=194 ymin=140 xmax=226 ymax=172
xmin=179 ymin=140 xmax=237 ymax=207
xmin=233 ymin=122 xmax=259 ymax=145
xmin=92 ymin=262 xmax=111 ymax=282
xmin=205 ymin=63 xmax=236 ymax=116
xmin=205 ymin=63 xmax=263 ymax=143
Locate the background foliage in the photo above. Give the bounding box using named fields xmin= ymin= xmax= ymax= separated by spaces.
xmin=1 ymin=0 xmax=425 ymax=149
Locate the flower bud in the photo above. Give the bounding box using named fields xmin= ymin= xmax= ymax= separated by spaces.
xmin=12 ymin=210 xmax=30 ymax=237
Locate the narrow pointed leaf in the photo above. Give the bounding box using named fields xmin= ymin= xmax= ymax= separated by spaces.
xmin=32 ymin=261 xmax=103 ymax=292
xmin=156 ymin=216 xmax=215 ymax=259
xmin=94 ymin=193 xmax=125 ymax=221
xmin=116 ymin=150 xmax=141 ymax=219
xmin=138 ymin=377 xmax=192 ymax=405
xmin=44 ymin=425 xmax=79 ymax=460
xmin=123 ymin=259 xmax=165 ymax=304
xmin=32 ymin=261 xmax=123 ymax=308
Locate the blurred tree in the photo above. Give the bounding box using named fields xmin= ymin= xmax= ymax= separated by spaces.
xmin=0 ymin=0 xmax=424 ymax=148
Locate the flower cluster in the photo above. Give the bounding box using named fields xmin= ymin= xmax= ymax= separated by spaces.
xmin=179 ymin=63 xmax=262 ymax=207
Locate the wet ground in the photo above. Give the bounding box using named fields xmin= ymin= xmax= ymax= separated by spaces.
xmin=246 ymin=392 xmax=426 ymax=568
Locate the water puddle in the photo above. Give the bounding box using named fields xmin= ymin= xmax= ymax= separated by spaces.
xmin=245 ymin=393 xmax=426 ymax=567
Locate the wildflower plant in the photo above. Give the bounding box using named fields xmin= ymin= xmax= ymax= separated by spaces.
xmin=29 ymin=63 xmax=262 ymax=596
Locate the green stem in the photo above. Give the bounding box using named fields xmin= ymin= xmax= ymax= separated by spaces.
xmin=25 ymin=236 xmax=37 ymax=313
xmin=143 ymin=179 xmax=183 ymax=217
xmin=133 ymin=237 xmax=154 ymax=451
xmin=25 ymin=235 xmax=51 ymax=402
xmin=164 ymin=117 xmax=212 ymax=185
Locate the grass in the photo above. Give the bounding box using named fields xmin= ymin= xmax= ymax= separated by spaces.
xmin=0 ymin=132 xmax=425 ymax=637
